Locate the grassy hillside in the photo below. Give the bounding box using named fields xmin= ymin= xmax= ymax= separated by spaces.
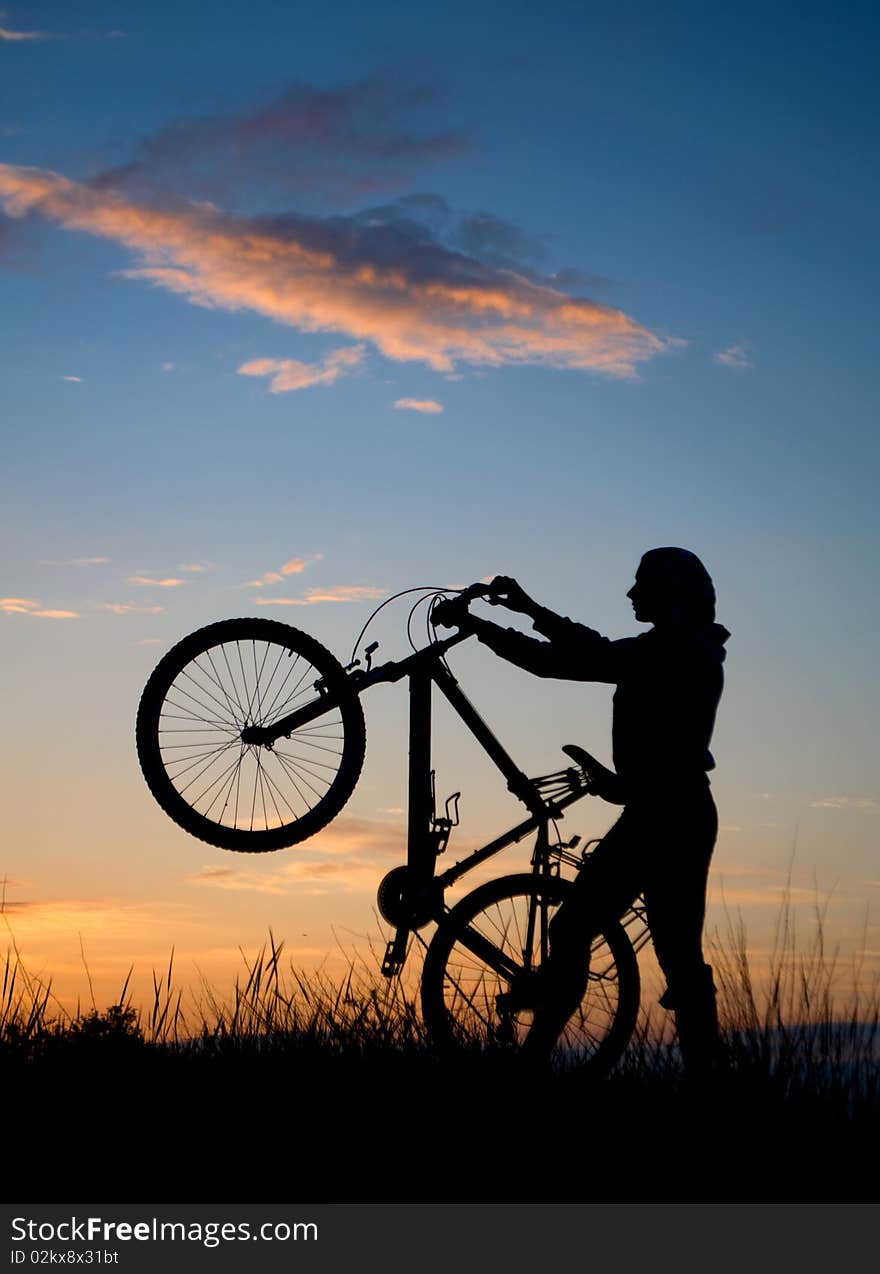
xmin=3 ymin=919 xmax=877 ymax=1204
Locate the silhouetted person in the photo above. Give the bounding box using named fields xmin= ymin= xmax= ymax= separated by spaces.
xmin=440 ymin=549 xmax=730 ymax=1077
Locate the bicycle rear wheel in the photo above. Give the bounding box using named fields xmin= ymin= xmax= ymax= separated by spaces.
xmin=421 ymin=873 xmax=639 ymax=1078
xmin=136 ymin=618 xmax=366 ymax=852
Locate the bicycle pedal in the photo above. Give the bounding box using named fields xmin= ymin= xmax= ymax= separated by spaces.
xmin=496 ymin=969 xmax=546 ymax=1016
xmin=494 ymin=1015 xmax=516 ymax=1046
xmin=381 ymin=939 xmax=403 ymax=977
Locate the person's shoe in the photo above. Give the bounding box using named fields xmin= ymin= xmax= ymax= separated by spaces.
xmin=496 ymin=967 xmax=547 ymax=1016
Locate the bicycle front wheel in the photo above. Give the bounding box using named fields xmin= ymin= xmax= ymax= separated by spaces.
xmin=136 ymin=618 xmax=366 ymax=852
xmin=421 ymin=873 xmax=639 ymax=1078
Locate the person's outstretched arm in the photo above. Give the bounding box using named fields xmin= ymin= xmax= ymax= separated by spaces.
xmin=440 ymin=576 xmax=623 ymax=683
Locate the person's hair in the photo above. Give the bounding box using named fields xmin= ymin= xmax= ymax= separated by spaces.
xmin=638 ymin=547 xmax=716 ymax=625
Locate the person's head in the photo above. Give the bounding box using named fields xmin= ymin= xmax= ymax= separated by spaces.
xmin=627 ymin=547 xmax=716 ymax=627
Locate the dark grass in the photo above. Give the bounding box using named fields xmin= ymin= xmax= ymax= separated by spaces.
xmin=3 ymin=917 xmax=877 ymax=1204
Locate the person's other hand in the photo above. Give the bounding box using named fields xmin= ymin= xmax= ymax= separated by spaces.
xmin=487 ymin=576 xmax=534 ymax=614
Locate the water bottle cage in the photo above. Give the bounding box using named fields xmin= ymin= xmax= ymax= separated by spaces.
xmin=429 ymin=787 xmax=460 ymax=856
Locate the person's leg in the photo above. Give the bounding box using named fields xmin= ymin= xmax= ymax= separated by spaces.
xmin=643 ymin=788 xmax=720 ymax=1077
xmin=522 ymin=810 xmax=645 ymax=1056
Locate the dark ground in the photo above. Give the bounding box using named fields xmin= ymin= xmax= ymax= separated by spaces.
xmin=6 ymin=1035 xmax=876 ymax=1204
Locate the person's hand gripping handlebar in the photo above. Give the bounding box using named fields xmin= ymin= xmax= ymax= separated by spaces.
xmin=431 ymin=581 xmax=497 ymax=631
xmin=432 ymin=577 xmax=541 ymax=631
xmin=480 ymin=575 xmax=536 ymax=616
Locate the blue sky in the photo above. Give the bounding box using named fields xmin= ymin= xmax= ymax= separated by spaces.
xmin=2 ymin=0 xmax=878 ymax=1008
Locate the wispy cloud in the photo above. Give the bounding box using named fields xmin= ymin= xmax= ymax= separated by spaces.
xmin=0 ymin=20 xmax=124 ymax=42
xmin=247 ymin=553 xmax=324 ymax=587
xmin=0 ymin=597 xmax=38 ymax=614
xmin=101 ymin=602 xmax=165 ymax=615
xmin=394 ymin=397 xmax=443 ymax=414
xmin=178 ymin=561 xmax=211 ymax=573
xmin=254 ymin=585 xmax=385 ymax=606
xmin=0 ymin=23 xmax=54 ymax=42
xmin=714 ymin=342 xmax=754 ymax=370
xmin=60 ymin=374 xmax=82 ymax=383
xmin=281 ymin=554 xmax=322 ymax=575
xmin=0 ymin=596 xmax=78 ymax=618
xmin=809 ymin=796 xmax=879 ymax=812
xmin=186 ymin=816 xmax=408 ymax=894
xmin=89 ymin=77 xmax=467 ymax=206
xmin=38 ymin=556 xmax=109 ymax=567
xmin=127 ymin=575 xmax=185 ymax=588
xmin=239 ymin=344 xmax=365 ymax=393
xmin=0 ymin=164 xmax=675 ymax=379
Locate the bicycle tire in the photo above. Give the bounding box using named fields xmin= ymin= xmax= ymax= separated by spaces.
xmin=421 ymin=873 xmax=639 ymax=1078
xmin=136 ymin=618 xmax=366 ymax=852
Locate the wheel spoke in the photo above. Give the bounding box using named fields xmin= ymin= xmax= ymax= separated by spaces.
xmin=267 ymin=751 xmax=312 ymax=813
xmin=254 ymin=642 xmax=291 ymax=722
xmin=272 ymin=749 xmax=327 ymax=803
xmin=164 ymin=739 xmax=239 ymax=784
xmin=200 ymin=647 xmax=243 ymax=724
xmin=204 ymin=748 xmax=247 ymax=822
xmin=180 ymin=666 xmax=242 ymax=728
xmin=220 ymin=644 xmax=249 ymax=723
xmin=272 ymin=749 xmax=342 ymax=775
xmin=251 ymin=639 xmax=271 ymax=724
xmin=187 ymin=749 xmax=250 ymax=811
xmin=162 ymin=689 xmax=236 ymax=732
xmin=261 ymin=663 xmax=314 ymax=727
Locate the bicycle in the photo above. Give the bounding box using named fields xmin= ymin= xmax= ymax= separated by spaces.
xmin=136 ymin=583 xmax=650 ymax=1076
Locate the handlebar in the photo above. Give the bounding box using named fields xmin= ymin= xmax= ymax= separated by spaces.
xmin=459 ymin=581 xmax=495 ymax=603
xmin=431 ymin=582 xmax=495 ymax=630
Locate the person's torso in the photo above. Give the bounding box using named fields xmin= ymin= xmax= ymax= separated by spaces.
xmin=610 ymin=628 xmax=725 ymax=793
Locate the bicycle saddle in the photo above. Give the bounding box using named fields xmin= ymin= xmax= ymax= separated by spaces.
xmin=561 ymin=744 xmax=626 ymax=805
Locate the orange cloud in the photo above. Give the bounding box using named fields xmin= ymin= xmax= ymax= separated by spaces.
xmin=128 ymin=575 xmax=185 ymax=588
xmin=1 ymin=597 xmax=39 ymax=614
xmin=394 ymin=397 xmax=443 ymax=413
xmin=248 ymin=554 xmax=325 ymax=586
xmin=239 ymin=345 xmax=365 ymax=392
xmin=0 ymin=163 xmax=675 ymax=378
xmin=39 ymin=556 xmax=109 ymax=567
xmin=186 ymin=816 xmax=410 ymax=894
xmin=255 ymin=585 xmax=385 ymax=606
xmin=281 ymin=552 xmax=323 ymax=574
xmin=101 ymin=602 xmax=165 ymax=615
xmin=0 ymin=597 xmax=78 ymax=618
xmin=0 ymin=25 xmax=53 ymax=41
xmin=0 ymin=24 xmax=123 ymax=42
